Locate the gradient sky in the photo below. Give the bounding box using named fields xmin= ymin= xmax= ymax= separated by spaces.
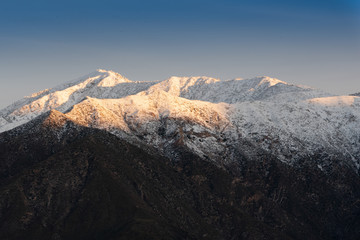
xmin=1 ymin=0 xmax=359 ymax=108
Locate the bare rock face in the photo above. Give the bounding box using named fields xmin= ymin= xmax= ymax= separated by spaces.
xmin=0 ymin=114 xmax=359 ymax=240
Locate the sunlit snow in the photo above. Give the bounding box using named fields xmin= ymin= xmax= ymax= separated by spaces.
xmin=0 ymin=69 xmax=359 ymax=170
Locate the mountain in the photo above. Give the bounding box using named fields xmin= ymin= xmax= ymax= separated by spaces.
xmin=145 ymin=75 xmax=330 ymax=103
xmin=0 ymin=110 xmax=359 ymax=239
xmin=351 ymin=92 xmax=360 ymax=97
xmin=0 ymin=70 xmax=360 ymax=239
xmin=2 ymin=69 xmax=358 ymax=171
xmin=0 ymin=69 xmax=158 ymax=132
xmin=0 ymin=71 xmax=330 ymax=133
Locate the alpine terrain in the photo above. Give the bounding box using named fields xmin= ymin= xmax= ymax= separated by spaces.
xmin=0 ymin=69 xmax=359 ymax=239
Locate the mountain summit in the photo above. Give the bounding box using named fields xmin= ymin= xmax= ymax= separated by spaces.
xmin=0 ymin=70 xmax=156 ymax=132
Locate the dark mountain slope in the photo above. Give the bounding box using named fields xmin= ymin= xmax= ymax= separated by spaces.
xmin=0 ymin=113 xmax=284 ymax=240
xmin=0 ymin=111 xmax=359 ymax=239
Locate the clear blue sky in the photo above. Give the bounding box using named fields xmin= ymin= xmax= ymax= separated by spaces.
xmin=0 ymin=0 xmax=359 ymax=108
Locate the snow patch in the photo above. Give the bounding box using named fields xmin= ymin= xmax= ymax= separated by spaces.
xmin=308 ymin=96 xmax=359 ymax=107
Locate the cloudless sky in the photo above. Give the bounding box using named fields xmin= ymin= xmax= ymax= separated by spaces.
xmin=0 ymin=0 xmax=359 ymax=108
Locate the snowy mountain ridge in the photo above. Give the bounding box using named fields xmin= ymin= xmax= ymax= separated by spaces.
xmin=146 ymin=75 xmax=331 ymax=104
xmin=0 ymin=69 xmax=158 ymax=132
xmin=1 ymin=69 xmax=359 ymax=171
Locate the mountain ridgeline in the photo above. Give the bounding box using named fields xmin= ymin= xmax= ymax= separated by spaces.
xmin=0 ymin=70 xmax=359 ymax=239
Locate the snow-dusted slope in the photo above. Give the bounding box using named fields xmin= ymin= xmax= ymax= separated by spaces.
xmin=229 ymin=97 xmax=360 ymax=167
xmin=308 ymin=95 xmax=360 ymax=106
xmin=63 ymin=90 xmax=360 ymax=168
xmin=0 ymin=69 xmax=158 ymax=132
xmin=147 ymin=76 xmax=332 ymax=103
xmin=1 ymin=69 xmax=359 ymax=171
xmin=1 ymin=71 xmax=328 ymax=132
xmin=64 ymin=89 xmax=231 ymax=161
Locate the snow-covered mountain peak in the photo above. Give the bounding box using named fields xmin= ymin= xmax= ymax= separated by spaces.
xmin=144 ymin=75 xmax=324 ymax=104
xmin=147 ymin=76 xmax=221 ymax=96
xmin=235 ymin=76 xmax=290 ymax=90
xmin=0 ymin=70 xmax=157 ymax=132
xmin=97 ymin=68 xmax=111 ymax=73
xmin=96 ymin=70 xmax=132 ymax=87
xmin=256 ymin=76 xmax=287 ymax=87
xmin=53 ymin=69 xmax=131 ymax=90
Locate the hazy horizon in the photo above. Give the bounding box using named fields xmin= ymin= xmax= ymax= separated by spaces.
xmin=1 ymin=0 xmax=359 ymax=109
